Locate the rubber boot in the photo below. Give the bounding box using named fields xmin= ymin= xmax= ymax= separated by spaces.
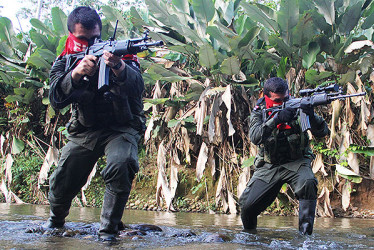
xmin=241 ymin=213 xmax=258 ymax=233
xmin=44 ymin=203 xmax=70 ymax=229
xmin=98 ymin=189 xmax=129 ymax=242
xmin=298 ymin=199 xmax=317 ymax=235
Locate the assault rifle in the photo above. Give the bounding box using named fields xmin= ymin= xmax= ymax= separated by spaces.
xmin=264 ymin=84 xmax=366 ymax=132
xmin=65 ymin=21 xmax=164 ymax=90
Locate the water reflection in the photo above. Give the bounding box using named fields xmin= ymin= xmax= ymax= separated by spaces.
xmin=0 ymin=203 xmax=373 ymax=249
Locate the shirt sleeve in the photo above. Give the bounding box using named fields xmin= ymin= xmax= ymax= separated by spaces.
xmin=249 ymin=109 xmax=278 ymax=145
xmin=113 ymin=60 xmax=144 ymax=97
xmin=49 ymin=56 xmax=94 ymax=110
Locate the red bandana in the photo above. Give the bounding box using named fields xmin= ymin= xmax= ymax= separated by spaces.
xmin=59 ymin=33 xmax=140 ymax=66
xmin=265 ymin=95 xmax=291 ymax=130
xmin=59 ymin=33 xmax=89 ymax=58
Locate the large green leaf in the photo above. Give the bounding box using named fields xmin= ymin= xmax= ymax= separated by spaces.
xmin=0 ymin=41 xmax=14 ymax=57
xmin=314 ymin=0 xmax=335 ymax=25
xmin=238 ymin=26 xmax=261 ymax=48
xmin=30 ymin=18 xmax=55 ymax=36
xmin=302 ymin=42 xmax=320 ymax=69
xmin=145 ymin=0 xmax=181 ymax=29
xmin=255 ymin=3 xmax=277 ymax=20
xmin=172 ymin=0 xmax=190 ymax=13
xmin=11 ymin=137 xmax=24 ymax=154
xmin=37 ymin=49 xmax=58 ymax=63
xmin=220 ymin=56 xmax=240 ymax=75
xmin=239 ymin=44 xmax=258 ymax=60
xmin=102 ymin=6 xmax=130 ymax=33
xmin=278 ymin=0 xmax=299 ymax=42
xmin=349 ymin=145 xmax=374 ymax=156
xmin=292 ymin=13 xmax=316 ymax=47
xmin=147 ymin=64 xmax=190 ymax=82
xmin=29 ymin=30 xmax=56 ymax=52
xmin=199 ymin=44 xmax=217 ymax=68
xmin=362 ymin=10 xmax=374 ymax=29
xmin=0 ymin=71 xmax=14 ymax=85
xmin=305 ymin=69 xmax=333 ymax=85
xmin=206 ymin=26 xmax=230 ymax=51
xmin=269 ymin=35 xmax=293 ymax=57
xmin=52 ymin=7 xmax=68 ymax=36
xmin=5 ymin=71 xmax=28 ymax=79
xmin=240 ymin=2 xmax=278 ymax=32
xmin=27 ymin=54 xmax=52 ymax=69
xmin=335 ymin=164 xmax=362 ymax=183
xmin=130 ymin=7 xmax=149 ymax=28
xmin=56 ymin=36 xmax=67 ymax=56
xmin=277 ymin=57 xmax=288 ymax=78
xmin=338 ymin=2 xmax=362 ymax=34
xmin=192 ymin=0 xmax=215 ymax=23
xmin=0 ymin=17 xmax=15 ymax=47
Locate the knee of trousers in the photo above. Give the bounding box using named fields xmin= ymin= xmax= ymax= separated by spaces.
xmin=102 ymin=158 xmax=139 ymax=195
xmin=295 ymin=178 xmax=318 ymax=200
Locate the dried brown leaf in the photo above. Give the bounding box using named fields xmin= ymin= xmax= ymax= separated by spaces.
xmin=0 ymin=178 xmax=9 ymax=203
xmin=196 ymin=142 xmax=209 ymax=181
xmin=237 ymin=166 xmax=251 ymax=198
xmin=5 ymin=153 xmax=13 ymax=183
xmin=344 ymin=40 xmax=374 ymax=54
xmin=181 ymin=127 xmax=191 ymax=164
xmin=342 ymin=181 xmax=351 ymax=211
xmin=38 ymin=145 xmax=59 ymax=187
xmin=208 ymin=95 xmax=223 ymax=143
xmin=328 ymin=100 xmax=342 ymax=148
xmin=227 ymin=191 xmax=237 ymax=214
xmin=195 ymin=88 xmax=209 ymax=136
xmin=312 ymin=153 xmax=328 ymax=176
xmin=222 ymin=85 xmax=235 ymax=136
xmin=156 ymin=141 xmax=175 ymax=211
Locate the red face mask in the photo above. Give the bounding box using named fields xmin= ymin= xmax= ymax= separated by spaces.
xmin=59 ymin=33 xmax=89 ymax=57
xmin=265 ymin=95 xmax=291 ymax=130
xmin=265 ymin=95 xmax=283 ymax=109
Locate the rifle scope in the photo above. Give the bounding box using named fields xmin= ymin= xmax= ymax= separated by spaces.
xmin=299 ymin=84 xmax=340 ymax=96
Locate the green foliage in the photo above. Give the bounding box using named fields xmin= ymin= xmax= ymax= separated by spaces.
xmin=11 ymin=154 xmax=44 ymax=203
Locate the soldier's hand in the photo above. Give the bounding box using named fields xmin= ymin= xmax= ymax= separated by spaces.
xmin=103 ymin=50 xmax=124 ymax=72
xmin=72 ymin=55 xmax=99 ymax=83
xmin=275 ymin=107 xmax=297 ymax=124
xmin=300 ymin=103 xmax=314 ymax=117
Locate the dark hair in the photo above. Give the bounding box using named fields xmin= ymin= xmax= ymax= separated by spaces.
xmin=67 ymin=6 xmax=102 ymax=33
xmin=263 ymin=77 xmax=289 ymax=97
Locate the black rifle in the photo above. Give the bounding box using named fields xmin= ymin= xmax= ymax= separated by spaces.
xmin=65 ymin=21 xmax=164 ymax=90
xmin=264 ymin=84 xmax=366 ymax=132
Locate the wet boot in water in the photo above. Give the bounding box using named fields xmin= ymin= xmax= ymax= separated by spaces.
xmin=98 ymin=189 xmax=129 ymax=242
xmin=298 ymin=199 xmax=316 ymax=235
xmin=44 ymin=203 xmax=70 ymax=229
xmin=241 ymin=214 xmax=258 ymax=233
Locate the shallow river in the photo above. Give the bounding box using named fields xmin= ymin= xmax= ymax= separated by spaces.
xmin=0 ymin=203 xmax=373 ymax=249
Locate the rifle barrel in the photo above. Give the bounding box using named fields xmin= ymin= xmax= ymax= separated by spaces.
xmin=329 ymin=92 xmax=366 ymax=100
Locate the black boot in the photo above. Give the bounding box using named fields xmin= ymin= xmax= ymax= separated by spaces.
xmin=298 ymin=199 xmax=316 ymax=235
xmin=98 ymin=189 xmax=129 ymax=242
xmin=241 ymin=213 xmax=258 ymax=233
xmin=44 ymin=202 xmax=71 ymax=229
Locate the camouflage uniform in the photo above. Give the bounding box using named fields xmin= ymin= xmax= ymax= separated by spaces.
xmin=239 ymin=97 xmax=329 ymax=234
xmin=48 ymin=55 xmax=145 ymax=236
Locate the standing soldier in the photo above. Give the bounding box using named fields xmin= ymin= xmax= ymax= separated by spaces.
xmin=240 ymin=77 xmax=330 ymax=235
xmin=46 ymin=6 xmax=145 ymax=242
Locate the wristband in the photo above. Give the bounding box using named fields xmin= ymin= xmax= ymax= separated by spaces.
xmin=111 ymin=61 xmax=122 ymax=70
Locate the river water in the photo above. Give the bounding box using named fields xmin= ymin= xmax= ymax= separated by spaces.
xmin=0 ymin=203 xmax=373 ymax=249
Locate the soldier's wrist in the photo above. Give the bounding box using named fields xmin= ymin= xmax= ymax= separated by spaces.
xmin=111 ymin=61 xmax=123 ymax=70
